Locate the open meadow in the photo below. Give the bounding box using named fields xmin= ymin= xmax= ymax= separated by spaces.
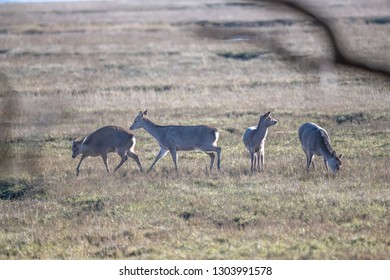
xmin=0 ymin=0 xmax=389 ymax=259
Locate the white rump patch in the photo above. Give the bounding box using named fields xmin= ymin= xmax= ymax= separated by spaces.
xmin=213 ymin=130 xmax=219 ymax=145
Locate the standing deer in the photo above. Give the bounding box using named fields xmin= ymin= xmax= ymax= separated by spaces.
xmin=298 ymin=122 xmax=343 ymax=173
xmin=243 ymin=111 xmax=278 ymax=172
xmin=72 ymin=125 xmax=143 ymax=176
xmin=129 ymin=110 xmax=221 ymax=172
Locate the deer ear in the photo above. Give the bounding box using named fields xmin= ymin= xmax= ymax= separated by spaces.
xmin=339 ymin=154 xmax=343 ymax=159
xmin=143 ymin=110 xmax=148 ymax=115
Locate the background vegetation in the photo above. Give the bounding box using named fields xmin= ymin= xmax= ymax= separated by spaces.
xmin=0 ymin=0 xmax=389 ymax=259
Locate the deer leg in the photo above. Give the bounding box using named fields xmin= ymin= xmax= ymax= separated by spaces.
xmin=76 ymin=154 xmax=88 ymax=176
xmin=307 ymin=153 xmax=316 ymax=172
xmin=101 ymin=153 xmax=109 ymax=173
xmin=204 ymin=145 xmax=221 ymax=170
xmin=260 ymin=150 xmax=265 ymax=172
xmin=304 ymin=150 xmax=314 ymax=173
xmin=114 ymin=152 xmax=128 ymax=172
xmin=169 ymin=148 xmax=178 ymax=171
xmin=323 ymin=158 xmax=329 ymax=172
xmin=205 ymin=152 xmax=215 ymax=171
xmin=256 ymin=151 xmax=261 ymax=173
xmin=215 ymin=146 xmax=221 ymax=170
xmin=311 ymin=156 xmax=316 ymax=170
xmin=148 ymin=148 xmax=168 ymax=172
xmin=127 ymin=150 xmax=143 ymax=172
xmin=250 ymin=152 xmax=255 ymax=172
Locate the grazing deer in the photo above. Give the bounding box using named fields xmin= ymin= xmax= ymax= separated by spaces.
xmin=72 ymin=125 xmax=143 ymax=176
xmin=298 ymin=122 xmax=343 ymax=173
xmin=129 ymin=110 xmax=221 ymax=172
xmin=243 ymin=111 xmax=278 ymax=172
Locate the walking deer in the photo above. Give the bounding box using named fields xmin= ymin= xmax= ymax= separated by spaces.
xmin=72 ymin=125 xmax=143 ymax=176
xmin=129 ymin=110 xmax=221 ymax=172
xmin=243 ymin=111 xmax=278 ymax=172
xmin=298 ymin=122 xmax=343 ymax=173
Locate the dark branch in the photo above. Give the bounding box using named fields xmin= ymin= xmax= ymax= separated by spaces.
xmin=267 ymin=0 xmax=390 ymax=77
xmin=195 ymin=0 xmax=390 ymax=78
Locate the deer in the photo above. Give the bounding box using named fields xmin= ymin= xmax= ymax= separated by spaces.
xmin=71 ymin=125 xmax=143 ymax=176
xmin=298 ymin=122 xmax=343 ymax=173
xmin=243 ymin=111 xmax=278 ymax=173
xmin=129 ymin=110 xmax=221 ymax=172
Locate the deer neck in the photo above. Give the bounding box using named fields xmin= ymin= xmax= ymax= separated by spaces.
xmin=141 ymin=117 xmax=163 ymax=139
xmin=321 ymin=145 xmax=336 ymax=162
xmin=318 ymin=133 xmax=336 ymax=161
xmin=254 ymin=124 xmax=269 ymax=143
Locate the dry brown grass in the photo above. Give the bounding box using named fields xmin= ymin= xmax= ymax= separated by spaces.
xmin=0 ymin=0 xmax=389 ymax=259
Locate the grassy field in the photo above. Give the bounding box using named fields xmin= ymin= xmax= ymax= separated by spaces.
xmin=0 ymin=0 xmax=389 ymax=259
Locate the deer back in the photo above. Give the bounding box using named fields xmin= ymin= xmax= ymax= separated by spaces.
xmin=299 ymin=122 xmax=334 ymax=156
xmin=80 ymin=126 xmax=134 ymax=154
